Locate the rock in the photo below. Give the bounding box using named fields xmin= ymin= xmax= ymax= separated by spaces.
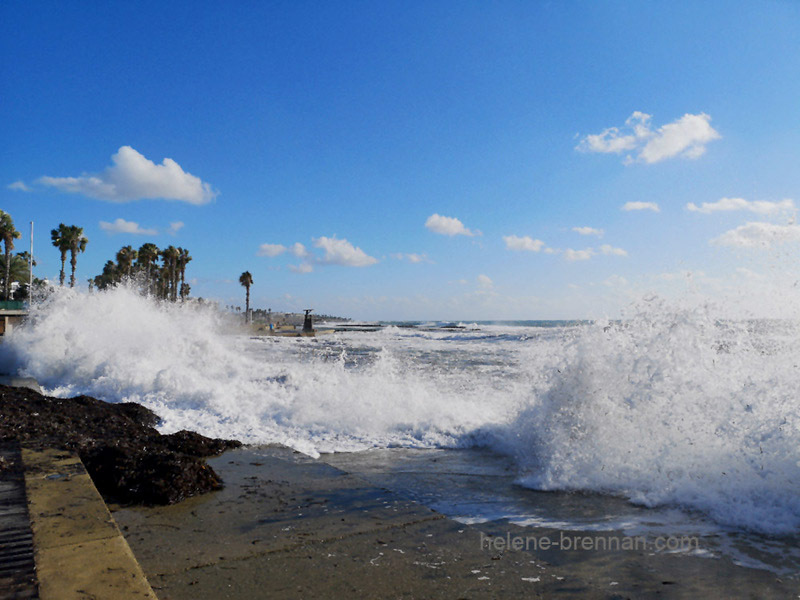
xmin=0 ymin=384 xmax=241 ymax=505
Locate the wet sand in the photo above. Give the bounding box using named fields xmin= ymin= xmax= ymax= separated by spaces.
xmin=112 ymin=446 xmax=795 ymax=599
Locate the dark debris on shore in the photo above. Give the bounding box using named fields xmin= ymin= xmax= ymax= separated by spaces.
xmin=0 ymin=384 xmax=241 ymax=505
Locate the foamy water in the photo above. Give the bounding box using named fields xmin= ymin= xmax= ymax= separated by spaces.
xmin=3 ymin=286 xmax=800 ymax=536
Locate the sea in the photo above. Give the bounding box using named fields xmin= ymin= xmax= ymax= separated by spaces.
xmin=2 ymin=286 xmax=800 ymax=576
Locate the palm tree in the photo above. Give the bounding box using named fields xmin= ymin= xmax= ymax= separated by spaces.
xmin=50 ymin=223 xmax=71 ymax=286
xmin=0 ymin=252 xmax=32 ymax=299
xmin=92 ymin=260 xmax=119 ymax=290
xmin=135 ymin=243 xmax=160 ymax=294
xmin=0 ymin=211 xmax=21 ymax=301
xmin=161 ymin=246 xmax=180 ymax=301
xmin=239 ymin=271 xmax=253 ymax=322
xmin=115 ymin=245 xmax=138 ymax=280
xmin=157 ymin=264 xmax=171 ymax=300
xmin=177 ymin=247 xmax=192 ymax=301
xmin=64 ymin=225 xmax=88 ymax=288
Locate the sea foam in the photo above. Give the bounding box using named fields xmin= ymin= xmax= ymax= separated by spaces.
xmin=4 ymin=286 xmax=800 ymax=534
xmin=0 ymin=286 xmax=525 ymax=457
xmin=507 ymin=297 xmax=800 ymax=534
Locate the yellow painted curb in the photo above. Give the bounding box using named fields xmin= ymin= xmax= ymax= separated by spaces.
xmin=23 ymin=448 xmax=158 ymax=600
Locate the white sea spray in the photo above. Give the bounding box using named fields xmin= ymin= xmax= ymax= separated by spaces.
xmin=0 ymin=286 xmax=527 ymax=457
xmin=508 ymin=297 xmax=800 ymax=534
xmin=5 ymin=286 xmax=800 ymax=534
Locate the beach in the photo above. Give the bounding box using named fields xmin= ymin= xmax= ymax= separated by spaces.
xmin=1 ymin=385 xmax=797 ymax=598
xmin=113 ymin=445 xmax=794 ymax=599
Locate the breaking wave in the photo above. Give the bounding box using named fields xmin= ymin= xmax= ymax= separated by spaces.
xmin=3 ymin=286 xmax=800 ymax=533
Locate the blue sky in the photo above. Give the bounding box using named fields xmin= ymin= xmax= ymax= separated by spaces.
xmin=3 ymin=1 xmax=800 ymax=320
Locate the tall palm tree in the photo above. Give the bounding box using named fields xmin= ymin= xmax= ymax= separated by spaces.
xmin=115 ymin=245 xmax=137 ymax=280
xmin=50 ymin=223 xmax=72 ymax=286
xmin=239 ymin=271 xmax=253 ymax=322
xmin=0 ymin=211 xmax=21 ymax=301
xmin=157 ymin=264 xmax=171 ymax=299
xmin=135 ymin=243 xmax=160 ymax=294
xmin=161 ymin=246 xmax=180 ymax=301
xmin=177 ymin=247 xmax=192 ymax=301
xmin=64 ymin=225 xmax=88 ymax=288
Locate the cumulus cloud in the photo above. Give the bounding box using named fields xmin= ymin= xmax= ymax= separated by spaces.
xmin=258 ymin=237 xmax=376 ymax=269
xmin=477 ymin=274 xmax=493 ymax=289
xmin=577 ymin=112 xmax=720 ymax=164
xmin=687 ymin=197 xmax=795 ymax=215
xmin=313 ymin=236 xmax=378 ymax=267
xmin=503 ymin=235 xmax=546 ymax=252
xmin=564 ymin=248 xmax=595 ymax=261
xmin=7 ymin=180 xmax=30 ymax=192
xmin=291 ymin=243 xmax=308 ymax=258
xmin=710 ymin=222 xmax=800 ymax=248
xmin=622 ymin=201 xmax=660 ymax=212
xmin=572 ymin=226 xmax=604 ymax=237
xmin=289 ymin=263 xmax=313 ymax=274
xmin=99 ymin=218 xmax=158 ymax=235
xmin=258 ymin=243 xmax=287 ymax=257
xmin=425 ymin=214 xmax=476 ymax=236
xmin=600 ymin=244 xmax=628 ymax=256
xmin=38 ymin=146 xmax=217 ymax=204
xmin=168 ymin=221 xmax=184 ymax=235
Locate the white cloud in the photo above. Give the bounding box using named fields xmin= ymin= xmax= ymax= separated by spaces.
xmin=564 ymin=248 xmax=595 ymax=261
xmin=578 ymin=111 xmax=650 ymax=154
xmin=7 ymin=180 xmax=30 ymax=192
xmin=258 ymin=243 xmax=287 ymax=257
xmin=289 ymin=263 xmax=313 ymax=274
xmin=38 ymin=146 xmax=217 ymax=204
xmin=313 ymin=236 xmax=378 ymax=267
xmin=392 ymin=253 xmax=431 ymax=264
xmin=291 ymin=243 xmax=308 ymax=258
xmin=572 ymin=226 xmax=604 ymax=237
xmin=477 ymin=274 xmax=493 ymax=289
xmin=425 ymin=214 xmax=476 ymax=236
xmin=622 ymin=201 xmax=660 ymax=212
xmin=503 ymin=235 xmax=545 ymax=252
xmin=168 ymin=221 xmax=184 ymax=235
xmin=577 ymin=112 xmax=720 ymax=164
xmin=710 ymin=222 xmax=800 ymax=248
xmin=99 ymin=218 xmax=158 ymax=235
xmin=600 ymin=244 xmax=628 ymax=257
xmin=687 ymin=197 xmax=795 ymax=215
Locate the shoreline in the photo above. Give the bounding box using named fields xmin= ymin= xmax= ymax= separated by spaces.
xmin=113 ymin=445 xmax=794 ymax=599
xmin=2 ymin=384 xmax=796 ymax=597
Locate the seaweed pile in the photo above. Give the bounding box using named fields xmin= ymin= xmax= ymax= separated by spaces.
xmin=0 ymin=385 xmax=241 ymax=505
